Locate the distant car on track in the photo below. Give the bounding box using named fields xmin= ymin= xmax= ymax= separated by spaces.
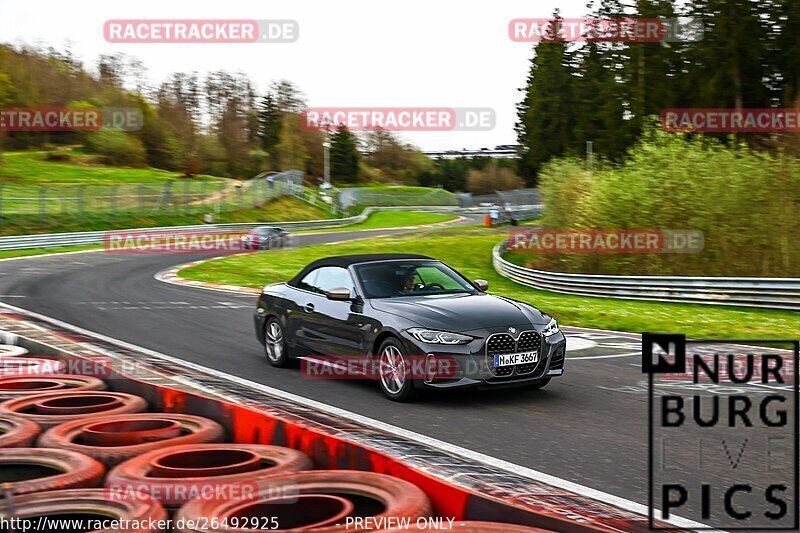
xmin=254 ymin=254 xmax=566 ymax=401
xmin=241 ymin=226 xmax=289 ymax=251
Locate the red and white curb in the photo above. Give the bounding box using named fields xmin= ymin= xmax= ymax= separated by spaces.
xmin=155 ymin=216 xmax=467 ymax=296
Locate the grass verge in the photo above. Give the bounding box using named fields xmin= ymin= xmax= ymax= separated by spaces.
xmin=0 ymin=206 xmax=456 ymax=260
xmin=178 ymin=230 xmax=800 ymax=340
xmin=0 ymin=244 xmax=101 ymax=260
xmin=301 ymin=211 xmax=457 ymax=233
xmin=0 ymin=196 xmax=333 ymax=236
xmin=1 ymin=149 xmax=223 ymax=184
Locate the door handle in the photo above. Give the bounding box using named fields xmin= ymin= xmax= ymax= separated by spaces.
xmin=304 ymin=303 xmax=315 ymax=313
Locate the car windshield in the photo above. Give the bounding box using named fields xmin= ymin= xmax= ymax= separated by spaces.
xmin=254 ymin=228 xmax=276 ymax=235
xmin=354 ymin=261 xmax=477 ymax=299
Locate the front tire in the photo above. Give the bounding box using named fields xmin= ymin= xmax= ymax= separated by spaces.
xmin=264 ymin=318 xmax=289 ymax=367
xmin=376 ymin=338 xmax=417 ymax=402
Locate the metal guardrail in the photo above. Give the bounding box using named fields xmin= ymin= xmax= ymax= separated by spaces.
xmin=493 ymin=240 xmax=800 ymax=310
xmin=0 ymin=211 xmax=365 ymax=251
xmin=0 ymin=202 xmax=541 ymax=252
xmin=0 ymin=205 xmax=481 ymax=251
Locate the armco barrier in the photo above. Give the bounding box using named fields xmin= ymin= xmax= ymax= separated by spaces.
xmin=493 ymin=240 xmax=800 ymax=310
xmin=0 ymin=205 xmax=541 ymax=251
xmin=0 ymin=302 xmax=695 ymax=531
xmin=0 ymin=210 xmax=367 ymax=251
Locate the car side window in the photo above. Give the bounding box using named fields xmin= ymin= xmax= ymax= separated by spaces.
xmin=297 ymin=269 xmax=319 ymax=292
xmin=314 ymin=267 xmax=355 ymax=294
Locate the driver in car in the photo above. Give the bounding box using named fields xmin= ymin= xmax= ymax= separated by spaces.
xmin=399 ymin=269 xmax=418 ymax=293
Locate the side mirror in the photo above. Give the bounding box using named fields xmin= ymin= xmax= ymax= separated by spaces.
xmin=473 ymin=279 xmax=489 ymax=291
xmin=325 ymin=287 xmax=352 ymax=301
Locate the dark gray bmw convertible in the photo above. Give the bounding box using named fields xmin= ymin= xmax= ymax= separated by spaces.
xmin=254 ymin=254 xmax=566 ymax=401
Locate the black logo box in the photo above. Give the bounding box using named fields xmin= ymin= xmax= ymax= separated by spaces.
xmin=643 ymin=333 xmax=799 ymax=530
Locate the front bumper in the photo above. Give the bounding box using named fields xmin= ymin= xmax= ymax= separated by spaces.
xmin=398 ymin=327 xmax=567 ymax=390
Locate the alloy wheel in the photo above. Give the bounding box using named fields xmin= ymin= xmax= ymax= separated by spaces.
xmin=265 ymin=322 xmax=284 ymax=363
xmin=379 ymin=345 xmax=406 ymax=394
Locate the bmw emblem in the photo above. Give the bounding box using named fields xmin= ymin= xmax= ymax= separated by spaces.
xmin=508 ymin=327 xmax=517 ymax=335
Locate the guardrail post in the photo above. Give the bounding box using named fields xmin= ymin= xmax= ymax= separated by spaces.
xmin=139 ymin=184 xmax=146 ymax=213
xmin=155 ymin=181 xmax=172 ymax=214
xmin=0 ymin=185 xmax=3 ymax=219
xmin=238 ymin=185 xmax=244 ymax=210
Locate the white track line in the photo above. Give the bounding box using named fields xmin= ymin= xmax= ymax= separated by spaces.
xmin=0 ymin=300 xmax=710 ymax=531
xmin=570 ymin=353 xmax=640 ymax=361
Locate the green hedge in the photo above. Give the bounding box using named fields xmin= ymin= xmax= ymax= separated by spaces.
xmin=531 ymin=128 xmax=800 ymax=277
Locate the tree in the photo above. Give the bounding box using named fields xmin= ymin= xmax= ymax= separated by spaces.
xmin=300 ymin=125 xmax=325 ymax=176
xmin=0 ymin=71 xmax=11 ymax=163
xmin=625 ymin=0 xmax=683 ymax=135
xmin=516 ymin=10 xmax=577 ymax=183
xmin=330 ymin=125 xmax=360 ymax=183
xmin=135 ymin=96 xmax=181 ymax=170
xmin=363 ymin=127 xmax=432 ymax=183
xmin=775 ymin=0 xmax=800 ymax=105
xmin=270 ymin=79 xmax=306 ymax=113
xmin=257 ymin=93 xmax=282 ymax=167
xmin=157 ymin=72 xmax=201 ymax=172
xmin=275 ymin=113 xmax=310 ymax=171
xmin=466 ymin=162 xmax=525 ymax=194
xmin=683 ymin=0 xmax=771 ymax=110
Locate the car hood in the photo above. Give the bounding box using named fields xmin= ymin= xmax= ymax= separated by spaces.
xmin=369 ymin=293 xmax=547 ymax=332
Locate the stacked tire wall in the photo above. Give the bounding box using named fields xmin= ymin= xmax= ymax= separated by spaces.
xmin=0 ymin=335 xmax=633 ymax=532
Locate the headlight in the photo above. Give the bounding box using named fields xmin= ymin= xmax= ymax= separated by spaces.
xmin=542 ymin=318 xmax=559 ymax=337
xmin=407 ymin=328 xmax=473 ymax=345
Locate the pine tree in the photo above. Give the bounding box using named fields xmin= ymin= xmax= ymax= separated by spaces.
xmin=683 ymin=0 xmax=771 ymax=109
xmin=330 ymin=125 xmax=360 ymax=183
xmin=258 ymin=93 xmax=282 ymax=167
xmin=775 ymin=0 xmax=800 ymax=105
xmin=626 ymin=0 xmax=683 ymax=136
xmin=573 ymin=37 xmax=629 ymax=162
xmin=516 ymin=10 xmax=576 ymax=183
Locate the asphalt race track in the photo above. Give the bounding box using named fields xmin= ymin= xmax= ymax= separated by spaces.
xmin=0 ymin=222 xmax=792 ymax=524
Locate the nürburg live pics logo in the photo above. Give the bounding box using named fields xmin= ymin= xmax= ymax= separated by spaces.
xmin=644 ymin=332 xmax=798 ymax=530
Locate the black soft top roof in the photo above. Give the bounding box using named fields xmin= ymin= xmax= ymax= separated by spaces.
xmin=288 ymin=254 xmax=433 ymax=286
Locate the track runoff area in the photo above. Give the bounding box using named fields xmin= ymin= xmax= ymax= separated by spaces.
xmin=0 ymin=225 xmax=795 ymax=531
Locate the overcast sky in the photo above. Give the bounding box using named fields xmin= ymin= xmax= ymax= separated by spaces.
xmin=0 ymin=0 xmax=590 ymax=150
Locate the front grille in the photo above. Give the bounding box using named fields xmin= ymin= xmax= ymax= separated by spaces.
xmin=516 ymin=331 xmax=542 ymax=375
xmin=486 ymin=333 xmax=515 ymax=376
xmin=486 ymin=330 xmax=542 ymax=378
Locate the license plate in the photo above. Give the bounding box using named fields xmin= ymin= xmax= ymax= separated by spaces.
xmin=494 ymin=351 xmax=539 ymax=367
